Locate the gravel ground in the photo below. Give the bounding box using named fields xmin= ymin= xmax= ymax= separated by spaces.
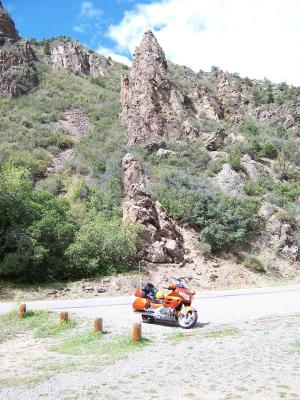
xmin=1 ymin=287 xmax=300 ymax=400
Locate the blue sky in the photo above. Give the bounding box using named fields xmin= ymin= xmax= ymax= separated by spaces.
xmin=3 ymin=0 xmax=300 ymax=85
xmin=3 ymin=0 xmax=151 ymax=62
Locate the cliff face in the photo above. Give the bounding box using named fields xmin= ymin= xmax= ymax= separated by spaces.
xmin=120 ymin=31 xmax=198 ymax=144
xmin=0 ymin=39 xmax=38 ymax=97
xmin=0 ymin=3 xmax=37 ymax=97
xmin=0 ymin=1 xmax=19 ymax=45
xmin=49 ymin=39 xmax=109 ymax=78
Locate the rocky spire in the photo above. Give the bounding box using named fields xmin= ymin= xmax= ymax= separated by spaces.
xmin=0 ymin=1 xmax=19 ymax=45
xmin=120 ymin=30 xmax=198 ymax=144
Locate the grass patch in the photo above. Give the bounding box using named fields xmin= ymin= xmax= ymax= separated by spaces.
xmin=291 ymin=340 xmax=300 ymax=353
xmin=205 ymin=328 xmax=238 ymax=339
xmin=0 ymin=309 xmax=76 ymax=343
xmin=50 ymin=331 xmax=103 ymax=355
xmin=51 ymin=332 xmax=151 ymax=360
xmin=0 ymin=373 xmax=52 ymax=388
xmin=102 ymin=335 xmax=150 ymax=361
xmin=165 ymin=331 xmax=187 ymax=344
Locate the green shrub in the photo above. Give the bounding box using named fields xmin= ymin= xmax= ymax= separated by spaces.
xmin=228 ymin=151 xmax=242 ymax=171
xmin=243 ymin=256 xmax=265 ymax=273
xmin=0 ymin=166 xmax=77 ymax=281
xmin=90 ymin=76 xmax=106 ymax=88
xmin=151 ymin=178 xmax=259 ymax=252
xmin=242 ymin=120 xmax=259 ymax=135
xmin=197 ymin=241 xmax=212 ymax=255
xmin=271 ymin=182 xmax=300 ymax=208
xmin=43 ymin=41 xmax=50 ymax=55
xmin=260 ymin=142 xmax=278 ymax=159
xmin=66 ymin=215 xmax=142 ymax=276
xmin=244 ymin=178 xmax=270 ymax=196
xmin=207 ymin=159 xmax=223 ymax=175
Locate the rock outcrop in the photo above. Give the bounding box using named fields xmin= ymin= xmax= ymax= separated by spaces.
xmin=0 ymin=39 xmax=38 ymax=97
xmin=202 ymin=128 xmax=227 ymax=151
xmin=120 ymin=31 xmax=198 ymax=144
xmin=122 ymin=153 xmax=184 ymax=263
xmin=248 ymin=103 xmax=300 ymax=132
xmin=213 ymin=163 xmax=244 ymax=197
xmin=192 ymin=86 xmax=224 ymax=121
xmin=258 ymin=203 xmax=299 ymax=262
xmin=50 ymin=39 xmax=109 ymax=77
xmin=0 ymin=3 xmax=37 ymax=97
xmin=0 ymin=1 xmax=19 ymax=45
xmin=240 ymin=154 xmax=269 ymax=180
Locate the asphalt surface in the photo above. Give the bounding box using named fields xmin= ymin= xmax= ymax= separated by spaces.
xmin=1 ymin=284 xmax=300 ymax=327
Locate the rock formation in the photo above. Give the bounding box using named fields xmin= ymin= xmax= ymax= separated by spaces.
xmin=0 ymin=1 xmax=19 ymax=45
xmin=120 ymin=31 xmax=198 ymax=144
xmin=50 ymin=39 xmax=109 ymax=77
xmin=192 ymin=86 xmax=224 ymax=121
xmin=0 ymin=39 xmax=38 ymax=97
xmin=122 ymin=153 xmax=184 ymax=263
xmin=0 ymin=3 xmax=37 ymax=97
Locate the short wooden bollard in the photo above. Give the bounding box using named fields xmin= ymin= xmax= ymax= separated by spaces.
xmin=93 ymin=318 xmax=103 ymax=333
xmin=131 ymin=323 xmax=142 ymax=342
xmin=19 ymin=303 xmax=26 ymax=318
xmin=59 ymin=311 xmax=69 ymax=323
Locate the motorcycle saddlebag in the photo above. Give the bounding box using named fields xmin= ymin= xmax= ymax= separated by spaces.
xmin=132 ymin=297 xmax=151 ymax=311
xmin=134 ymin=288 xmax=143 ymax=297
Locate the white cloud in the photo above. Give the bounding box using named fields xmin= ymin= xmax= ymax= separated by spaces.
xmin=108 ymin=0 xmax=300 ymax=85
xmin=97 ymin=46 xmax=132 ymax=66
xmin=73 ymin=25 xmax=86 ymax=34
xmin=80 ymin=1 xmax=102 ymax=18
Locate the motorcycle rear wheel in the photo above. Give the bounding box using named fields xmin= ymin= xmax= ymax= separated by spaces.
xmin=178 ymin=310 xmax=198 ymax=329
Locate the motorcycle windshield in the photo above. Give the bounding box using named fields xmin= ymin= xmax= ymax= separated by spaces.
xmin=174 ymin=278 xmax=190 ymax=290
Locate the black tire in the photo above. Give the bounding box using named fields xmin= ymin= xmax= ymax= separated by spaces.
xmin=141 ymin=315 xmax=154 ymax=323
xmin=178 ymin=310 xmax=198 ymax=329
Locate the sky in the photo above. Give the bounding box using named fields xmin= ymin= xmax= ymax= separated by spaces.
xmin=3 ymin=0 xmax=300 ymax=85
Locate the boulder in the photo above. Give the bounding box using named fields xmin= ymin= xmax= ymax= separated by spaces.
xmin=156 ymin=148 xmax=176 ymax=158
xmin=202 ymin=128 xmax=227 ymax=151
xmin=213 ymin=163 xmax=244 ymax=197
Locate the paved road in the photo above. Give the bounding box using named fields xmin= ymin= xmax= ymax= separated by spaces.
xmin=1 ymin=285 xmax=300 ymax=400
xmin=1 ymin=285 xmax=300 ymax=328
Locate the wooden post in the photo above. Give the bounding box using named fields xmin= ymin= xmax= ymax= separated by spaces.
xmin=131 ymin=323 xmax=142 ymax=342
xmin=93 ymin=318 xmax=103 ymax=333
xmin=59 ymin=311 xmax=69 ymax=323
xmin=19 ymin=303 xmax=26 ymax=318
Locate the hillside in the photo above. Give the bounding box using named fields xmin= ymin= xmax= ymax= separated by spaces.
xmin=0 ymin=3 xmax=299 ymax=289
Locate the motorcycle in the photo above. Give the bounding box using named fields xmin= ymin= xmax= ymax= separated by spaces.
xmin=132 ymin=278 xmax=198 ymax=329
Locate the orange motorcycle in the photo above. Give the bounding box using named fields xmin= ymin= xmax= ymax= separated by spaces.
xmin=132 ymin=278 xmax=198 ymax=329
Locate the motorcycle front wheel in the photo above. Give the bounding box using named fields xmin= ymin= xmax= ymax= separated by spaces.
xmin=178 ymin=310 xmax=198 ymax=329
xmin=141 ymin=314 xmax=154 ymax=323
